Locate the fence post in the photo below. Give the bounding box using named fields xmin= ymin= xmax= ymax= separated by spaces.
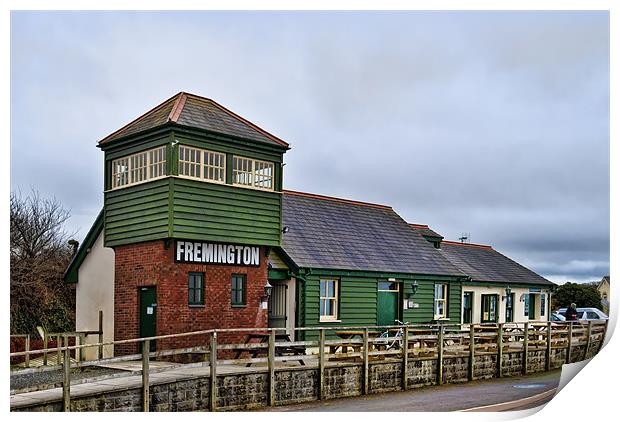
xmin=522 ymin=322 xmax=529 ymax=375
xmin=142 ymin=339 xmax=150 ymax=412
xmin=468 ymin=325 xmax=475 ymax=381
xmin=362 ymin=328 xmax=369 ymax=394
xmin=25 ymin=335 xmax=30 ymax=368
xmin=545 ymin=322 xmax=552 ymax=371
xmin=43 ymin=333 xmax=48 ymax=366
xmin=76 ymin=334 xmax=83 ymax=363
xmin=57 ymin=334 xmax=62 ymax=365
xmin=402 ymin=325 xmax=409 ymax=391
xmin=268 ymin=330 xmax=276 ymax=407
xmin=437 ymin=325 xmax=444 ymax=385
xmin=597 ymin=320 xmax=609 ymax=354
xmin=62 ymin=335 xmax=71 ymax=412
xmin=566 ymin=322 xmax=573 ymax=364
xmin=497 ymin=324 xmax=504 ymax=378
xmin=98 ymin=310 xmax=104 ymax=360
xmin=319 ymin=329 xmax=325 ymax=400
xmin=210 ymin=331 xmax=217 ymax=412
xmin=584 ymin=321 xmax=593 ymax=359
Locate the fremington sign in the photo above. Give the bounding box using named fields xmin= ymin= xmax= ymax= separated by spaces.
xmin=175 ymin=240 xmax=260 ymax=266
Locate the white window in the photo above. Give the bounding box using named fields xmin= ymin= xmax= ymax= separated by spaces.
xmin=111 ymin=157 xmax=130 ymax=189
xmin=110 ymin=146 xmax=167 ymax=190
xmin=434 ymin=284 xmax=448 ymax=319
xmin=233 ymin=155 xmax=275 ymax=191
xmin=178 ymin=146 xmax=202 ymax=179
xmin=178 ymin=145 xmax=226 ymax=183
xmin=149 ymin=146 xmax=166 ymax=178
xmin=320 ymin=279 xmax=339 ymax=321
xmin=233 ymin=156 xmax=253 ymax=187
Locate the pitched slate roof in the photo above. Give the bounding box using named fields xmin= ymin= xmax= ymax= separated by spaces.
xmin=281 ymin=191 xmax=464 ymax=276
xmin=438 ymin=241 xmax=554 ymax=286
xmin=98 ymin=92 xmax=289 ymax=148
xmin=409 ymin=223 xmax=443 ymax=239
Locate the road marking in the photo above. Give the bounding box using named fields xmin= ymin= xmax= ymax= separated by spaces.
xmin=460 ymin=388 xmax=557 ymax=412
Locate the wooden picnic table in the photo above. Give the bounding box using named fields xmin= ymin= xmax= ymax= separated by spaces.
xmin=330 ymin=330 xmax=381 ymax=354
xmin=233 ymin=332 xmax=306 ymax=367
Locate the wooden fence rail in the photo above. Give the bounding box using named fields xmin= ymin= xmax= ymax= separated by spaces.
xmin=10 ymin=320 xmax=608 ymax=412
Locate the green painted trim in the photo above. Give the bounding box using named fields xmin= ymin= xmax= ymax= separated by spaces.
xmin=296 ymin=267 xmax=463 ymax=281
xmin=63 ymin=209 xmax=104 ymax=283
xmin=268 ymin=268 xmax=289 ymax=280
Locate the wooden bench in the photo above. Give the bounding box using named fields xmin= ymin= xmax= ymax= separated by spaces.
xmin=232 ymin=333 xmax=306 ymax=367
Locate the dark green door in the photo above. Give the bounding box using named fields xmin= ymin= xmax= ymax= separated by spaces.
xmin=377 ymin=280 xmax=400 ymax=326
xmin=528 ymin=293 xmax=536 ymax=320
xmin=139 ymin=287 xmax=157 ymax=352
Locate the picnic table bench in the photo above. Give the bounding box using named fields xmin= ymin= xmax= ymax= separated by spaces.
xmin=233 ymin=332 xmax=306 ymax=367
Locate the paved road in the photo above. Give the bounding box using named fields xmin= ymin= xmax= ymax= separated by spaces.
xmin=266 ymin=370 xmax=561 ymax=412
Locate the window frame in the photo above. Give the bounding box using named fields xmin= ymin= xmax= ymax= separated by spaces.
xmin=433 ymin=283 xmax=448 ymax=320
xmin=110 ymin=146 xmax=167 ymax=190
xmin=178 ymin=145 xmax=226 ymax=184
xmin=481 ymin=294 xmax=499 ymax=323
xmin=463 ymin=291 xmax=474 ymax=324
xmin=232 ymin=155 xmax=275 ymax=191
xmin=231 ymin=274 xmax=247 ymax=307
xmin=319 ymin=278 xmax=339 ymax=322
xmin=188 ymin=272 xmax=205 ymax=307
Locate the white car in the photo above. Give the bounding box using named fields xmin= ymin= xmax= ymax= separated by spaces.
xmin=551 ymin=312 xmax=566 ymax=322
xmin=557 ymin=307 xmax=608 ymax=321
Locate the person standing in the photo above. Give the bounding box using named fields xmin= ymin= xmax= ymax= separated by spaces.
xmin=565 ymin=303 xmax=578 ymax=321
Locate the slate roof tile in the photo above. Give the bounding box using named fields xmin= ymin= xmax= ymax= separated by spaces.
xmin=98 ymin=92 xmax=289 ymax=148
xmin=438 ymin=241 xmax=554 ymax=286
xmin=281 ymin=191 xmax=464 ymax=276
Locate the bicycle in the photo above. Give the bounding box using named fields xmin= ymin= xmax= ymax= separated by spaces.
xmin=376 ymin=319 xmax=410 ymax=350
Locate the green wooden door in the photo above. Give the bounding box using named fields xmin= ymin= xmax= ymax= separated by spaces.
xmin=528 ymin=293 xmax=536 ymax=320
xmin=377 ymin=291 xmax=398 ymax=326
xmin=139 ymin=287 xmax=157 ymax=352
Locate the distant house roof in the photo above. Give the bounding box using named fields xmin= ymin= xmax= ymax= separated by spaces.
xmin=598 ymin=275 xmax=610 ymax=289
xmin=408 ymin=223 xmax=444 ymax=239
xmin=281 ymin=191 xmax=464 ymax=276
xmin=98 ymin=92 xmax=289 ymax=148
xmin=438 ymin=240 xmax=554 ymax=286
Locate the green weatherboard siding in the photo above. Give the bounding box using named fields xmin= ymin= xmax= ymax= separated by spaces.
xmin=104 ymin=177 xmax=283 ymax=247
xmin=102 ymin=127 xmax=285 ymax=248
xmin=298 ymin=271 xmax=462 ymax=339
xmin=171 ymin=178 xmax=281 ymax=246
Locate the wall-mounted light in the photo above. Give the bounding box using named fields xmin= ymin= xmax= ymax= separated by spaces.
xmin=281 ymin=226 xmax=290 ymax=234
xmin=502 ymin=286 xmax=512 ymax=301
xmin=264 ymin=280 xmax=273 ymax=298
xmin=409 ymin=280 xmax=419 ymax=298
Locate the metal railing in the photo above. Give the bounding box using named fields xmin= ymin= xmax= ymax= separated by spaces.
xmin=9 ymin=320 xmax=608 ymax=412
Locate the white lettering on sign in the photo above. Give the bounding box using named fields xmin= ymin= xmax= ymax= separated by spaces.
xmin=175 ymin=241 xmax=260 ymax=266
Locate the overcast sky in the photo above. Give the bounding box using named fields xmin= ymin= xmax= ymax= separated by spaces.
xmin=10 ymin=11 xmax=609 ymax=284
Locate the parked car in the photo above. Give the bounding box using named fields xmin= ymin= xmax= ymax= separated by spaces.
xmin=551 ymin=312 xmax=566 ymax=322
xmin=557 ymin=307 xmax=608 ymax=321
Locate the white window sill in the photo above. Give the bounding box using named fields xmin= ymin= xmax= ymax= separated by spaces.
xmin=434 ymin=317 xmax=450 ymax=321
xmin=319 ymin=319 xmax=342 ymax=323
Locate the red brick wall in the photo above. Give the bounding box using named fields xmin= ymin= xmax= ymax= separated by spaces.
xmin=114 ymin=240 xmax=269 ymax=354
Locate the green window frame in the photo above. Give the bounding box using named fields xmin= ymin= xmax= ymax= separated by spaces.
xmin=505 ymin=293 xmax=514 ymax=323
xmin=188 ymin=272 xmax=205 ymax=306
xmin=231 ymin=274 xmax=247 ymax=306
xmin=463 ymin=291 xmax=474 ymax=324
xmin=481 ymin=294 xmax=498 ymax=323
xmin=524 ymin=294 xmax=529 ymax=317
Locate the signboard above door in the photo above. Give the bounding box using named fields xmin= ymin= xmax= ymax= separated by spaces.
xmin=175 ymin=240 xmax=260 ymax=266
